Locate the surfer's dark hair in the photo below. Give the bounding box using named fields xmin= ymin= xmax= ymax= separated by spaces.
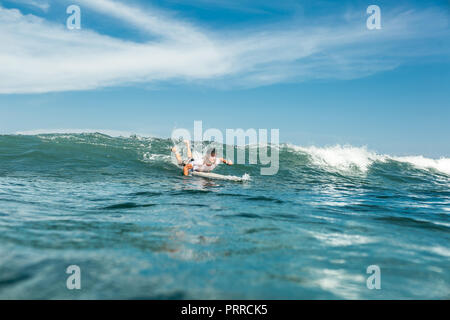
xmin=210 ymin=148 xmax=216 ymax=156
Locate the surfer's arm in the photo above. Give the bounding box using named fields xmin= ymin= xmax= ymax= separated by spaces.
xmin=220 ymin=158 xmax=233 ymax=165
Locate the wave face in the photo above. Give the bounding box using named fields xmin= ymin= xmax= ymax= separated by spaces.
xmin=0 ymin=133 xmax=449 ymax=299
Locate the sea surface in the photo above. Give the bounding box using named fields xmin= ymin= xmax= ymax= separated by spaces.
xmin=0 ymin=133 xmax=449 ymax=299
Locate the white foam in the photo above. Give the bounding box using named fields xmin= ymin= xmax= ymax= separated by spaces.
xmin=142 ymin=152 xmax=171 ymax=162
xmin=405 ymin=243 xmax=450 ymax=258
xmin=429 ymin=246 xmax=450 ymax=258
xmin=309 ymin=231 xmax=376 ymax=247
xmin=311 ymin=268 xmax=365 ymax=299
xmin=393 ymin=155 xmax=450 ymax=175
xmin=289 ymin=144 xmax=385 ymax=172
xmin=288 ymin=144 xmax=450 ymax=175
xmin=431 ymin=221 xmax=450 ymax=228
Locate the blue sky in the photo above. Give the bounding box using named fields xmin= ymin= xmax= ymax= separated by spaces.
xmin=0 ymin=0 xmax=449 ymax=157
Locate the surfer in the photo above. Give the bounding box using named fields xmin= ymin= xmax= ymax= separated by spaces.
xmin=172 ymin=140 xmax=233 ymax=176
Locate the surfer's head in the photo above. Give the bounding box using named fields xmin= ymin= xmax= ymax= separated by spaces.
xmin=204 ymin=147 xmax=216 ymax=166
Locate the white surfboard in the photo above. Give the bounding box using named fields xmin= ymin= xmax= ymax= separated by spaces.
xmin=192 ymin=171 xmax=250 ymax=182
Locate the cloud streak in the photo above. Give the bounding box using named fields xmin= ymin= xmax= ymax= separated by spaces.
xmin=0 ymin=0 xmax=448 ymax=94
xmin=10 ymin=0 xmax=50 ymax=12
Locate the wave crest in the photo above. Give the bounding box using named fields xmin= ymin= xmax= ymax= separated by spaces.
xmin=286 ymin=144 xmax=450 ymax=175
xmin=2 ymin=132 xmax=449 ymax=177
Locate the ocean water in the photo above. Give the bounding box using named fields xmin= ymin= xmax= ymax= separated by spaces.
xmin=0 ymin=133 xmax=449 ymax=299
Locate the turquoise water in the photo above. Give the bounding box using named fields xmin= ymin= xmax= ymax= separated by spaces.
xmin=0 ymin=133 xmax=449 ymax=299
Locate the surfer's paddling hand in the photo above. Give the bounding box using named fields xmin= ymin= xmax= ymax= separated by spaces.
xmin=221 ymin=158 xmax=233 ymax=165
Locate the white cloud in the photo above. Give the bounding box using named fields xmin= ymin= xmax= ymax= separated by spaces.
xmin=0 ymin=1 xmax=448 ymax=94
xmin=10 ymin=0 xmax=50 ymax=12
